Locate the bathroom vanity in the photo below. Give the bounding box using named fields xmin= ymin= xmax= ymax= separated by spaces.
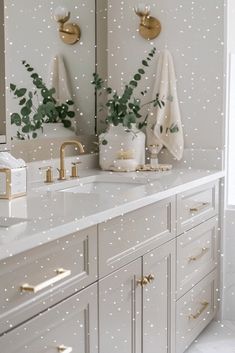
xmin=0 ymin=169 xmax=223 ymax=353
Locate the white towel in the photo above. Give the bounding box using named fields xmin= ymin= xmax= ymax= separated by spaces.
xmin=47 ymin=55 xmax=73 ymax=105
xmin=146 ymin=49 xmax=184 ymax=160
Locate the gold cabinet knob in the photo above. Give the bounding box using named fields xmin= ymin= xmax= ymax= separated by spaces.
xmin=57 ymin=345 xmax=73 ymax=353
xmin=137 ymin=277 xmax=149 ymax=287
xmin=146 ymin=274 xmax=155 ymax=283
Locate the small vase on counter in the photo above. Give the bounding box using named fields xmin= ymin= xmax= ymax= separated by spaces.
xmin=99 ymin=124 xmax=146 ymax=171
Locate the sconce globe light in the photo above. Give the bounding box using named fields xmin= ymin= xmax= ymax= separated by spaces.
xmin=135 ymin=3 xmax=161 ymax=40
xmin=54 ymin=6 xmax=81 ymax=45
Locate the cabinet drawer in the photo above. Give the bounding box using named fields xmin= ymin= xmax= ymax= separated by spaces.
xmin=177 ymin=181 xmax=219 ymax=234
xmin=0 ymin=227 xmax=97 ymax=334
xmin=176 ymin=218 xmax=218 ymax=299
xmin=0 ymin=283 xmax=98 ymax=353
xmin=176 ymin=270 xmax=217 ymax=353
xmin=98 ymin=198 xmax=175 ymax=277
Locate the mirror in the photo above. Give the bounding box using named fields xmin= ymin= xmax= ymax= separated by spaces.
xmin=1 ymin=0 xmax=107 ymax=159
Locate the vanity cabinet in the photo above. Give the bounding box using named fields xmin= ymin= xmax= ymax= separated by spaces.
xmin=99 ymin=240 xmax=175 ymax=353
xmin=0 ymin=178 xmax=221 ymax=353
xmin=0 ymin=226 xmax=98 ymax=335
xmin=1 ymin=283 xmax=98 ymax=353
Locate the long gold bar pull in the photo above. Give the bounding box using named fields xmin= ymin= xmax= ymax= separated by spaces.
xmin=20 ymin=269 xmax=71 ymax=294
xmin=188 ymin=247 xmax=209 ymax=263
xmin=188 ymin=301 xmax=209 ymax=320
xmin=190 ymin=202 xmax=210 ymax=213
xmin=57 ymin=345 xmax=73 ymax=353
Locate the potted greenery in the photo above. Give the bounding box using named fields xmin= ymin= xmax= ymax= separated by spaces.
xmin=92 ymin=47 xmax=164 ymax=170
xmin=10 ymin=61 xmax=75 ymax=140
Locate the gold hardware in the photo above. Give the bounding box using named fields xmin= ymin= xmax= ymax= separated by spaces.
xmin=20 ymin=268 xmax=71 ymax=294
xmin=135 ymin=4 xmax=161 ymax=40
xmin=137 ymin=277 xmax=149 ymax=287
xmin=188 ymin=247 xmax=209 ymax=263
xmin=71 ymin=162 xmax=81 ymax=178
xmin=188 ymin=301 xmax=209 ymax=320
xmin=58 ymin=141 xmax=84 ymax=180
xmin=54 ymin=7 xmax=81 ymax=45
xmin=190 ymin=202 xmax=210 ymax=213
xmin=146 ymin=274 xmax=155 ymax=283
xmin=0 ymin=168 xmax=27 ymax=200
xmin=57 ymin=345 xmax=73 ymax=353
xmin=39 ymin=166 xmax=53 ymax=184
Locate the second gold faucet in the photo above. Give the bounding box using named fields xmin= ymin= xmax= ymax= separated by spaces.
xmin=58 ymin=141 xmax=84 ymax=180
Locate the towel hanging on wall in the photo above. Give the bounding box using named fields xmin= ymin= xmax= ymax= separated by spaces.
xmin=146 ymin=49 xmax=184 ymax=160
xmin=47 ymin=54 xmax=73 ymax=106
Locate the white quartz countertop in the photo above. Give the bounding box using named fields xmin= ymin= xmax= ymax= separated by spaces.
xmin=0 ymin=168 xmax=224 ymax=261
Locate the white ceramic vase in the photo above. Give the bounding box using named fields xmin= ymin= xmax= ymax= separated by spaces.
xmin=99 ymin=124 xmax=146 ymax=171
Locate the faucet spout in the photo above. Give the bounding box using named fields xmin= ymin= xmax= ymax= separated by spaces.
xmin=59 ymin=140 xmax=84 ymax=180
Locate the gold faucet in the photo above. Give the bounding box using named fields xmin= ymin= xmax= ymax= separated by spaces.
xmin=58 ymin=140 xmax=84 ymax=180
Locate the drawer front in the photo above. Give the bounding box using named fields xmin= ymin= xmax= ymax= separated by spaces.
xmin=177 ymin=217 xmax=218 ymax=299
xmin=177 ymin=181 xmax=219 ymax=234
xmin=98 ymin=197 xmax=175 ymax=277
xmin=0 ymin=227 xmax=97 ymax=334
xmin=176 ymin=270 xmax=217 ymax=353
xmin=0 ymin=283 xmax=98 ymax=353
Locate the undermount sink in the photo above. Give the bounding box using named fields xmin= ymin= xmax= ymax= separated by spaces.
xmin=58 ymin=175 xmax=147 ymax=195
xmin=32 ymin=174 xmax=148 ymax=195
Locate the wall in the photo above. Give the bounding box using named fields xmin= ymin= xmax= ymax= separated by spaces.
xmin=224 ymin=0 xmax=235 ymax=321
xmin=5 ymin=0 xmax=96 ymax=137
xmin=107 ymin=0 xmax=225 ymax=152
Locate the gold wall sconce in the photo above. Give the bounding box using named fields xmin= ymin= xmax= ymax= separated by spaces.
xmin=54 ymin=6 xmax=81 ymax=45
xmin=135 ymin=4 xmax=161 ymax=40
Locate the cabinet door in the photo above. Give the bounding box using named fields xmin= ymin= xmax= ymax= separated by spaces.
xmin=1 ymin=284 xmax=98 ymax=353
xmin=142 ymin=240 xmax=176 ymax=353
xmin=99 ymin=259 xmax=142 ymax=353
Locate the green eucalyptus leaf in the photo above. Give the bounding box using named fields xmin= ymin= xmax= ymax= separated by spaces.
xmin=15 ymin=88 xmax=27 ymax=97
xmin=10 ymin=83 xmax=16 ymax=91
xmin=138 ymin=69 xmax=145 ymax=74
xmin=31 ymin=73 xmax=39 ymax=79
xmin=66 ymin=100 xmax=74 ymax=106
xmin=142 ymin=60 xmax=149 ymax=67
xmin=67 ymin=111 xmax=75 ymax=118
xmin=32 ymin=132 xmax=37 ymax=139
xmin=134 ymin=74 xmax=141 ymax=81
xmin=11 ymin=113 xmax=21 ymax=126
xmin=21 ymin=106 xmax=31 ymax=116
xmin=22 ymin=125 xmax=30 ymax=133
xmin=102 ymin=139 xmax=108 ymax=145
xmin=19 ymin=98 xmax=26 ymax=106
xmin=63 ymin=119 xmax=72 ymax=128
xmin=130 ymin=80 xmax=138 ymax=87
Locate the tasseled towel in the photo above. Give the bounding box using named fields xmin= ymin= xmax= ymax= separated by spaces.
xmin=146 ymin=49 xmax=184 ymax=160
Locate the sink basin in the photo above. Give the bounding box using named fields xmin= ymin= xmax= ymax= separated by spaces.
xmin=59 ymin=175 xmax=147 ymax=195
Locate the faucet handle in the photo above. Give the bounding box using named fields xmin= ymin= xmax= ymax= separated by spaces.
xmin=39 ymin=166 xmax=54 ymax=184
xmin=71 ymin=161 xmax=81 ymax=178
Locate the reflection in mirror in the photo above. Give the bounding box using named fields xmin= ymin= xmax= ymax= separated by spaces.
xmin=0 ymin=0 xmax=7 ymax=148
xmin=5 ymin=0 xmax=96 ymax=144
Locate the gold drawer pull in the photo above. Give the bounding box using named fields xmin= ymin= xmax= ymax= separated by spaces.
xmin=20 ymin=268 xmax=71 ymax=294
xmin=188 ymin=301 xmax=209 ymax=320
xmin=188 ymin=247 xmax=209 ymax=263
xmin=58 ymin=345 xmax=73 ymax=353
xmin=190 ymin=202 xmax=210 ymax=213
